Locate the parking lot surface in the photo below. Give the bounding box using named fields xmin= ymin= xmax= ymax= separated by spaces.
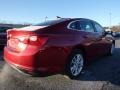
xmin=0 ymin=38 xmax=120 ymax=90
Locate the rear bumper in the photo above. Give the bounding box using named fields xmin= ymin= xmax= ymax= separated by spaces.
xmin=4 ymin=47 xmax=49 ymax=73
xmin=4 ymin=46 xmax=69 ymax=74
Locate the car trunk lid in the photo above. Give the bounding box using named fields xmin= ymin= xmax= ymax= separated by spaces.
xmin=7 ymin=27 xmax=48 ymax=52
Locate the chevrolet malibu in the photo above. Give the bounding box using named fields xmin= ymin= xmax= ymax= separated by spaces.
xmin=4 ymin=18 xmax=115 ymax=79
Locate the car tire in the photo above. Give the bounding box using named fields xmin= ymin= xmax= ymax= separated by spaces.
xmin=66 ymin=49 xmax=84 ymax=79
xmin=112 ymin=32 xmax=116 ymax=37
xmin=108 ymin=43 xmax=115 ymax=56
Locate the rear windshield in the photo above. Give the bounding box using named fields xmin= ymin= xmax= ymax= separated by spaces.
xmin=34 ymin=19 xmax=68 ymax=26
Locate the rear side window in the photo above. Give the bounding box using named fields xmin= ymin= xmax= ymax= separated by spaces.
xmin=80 ymin=20 xmax=94 ymax=32
xmin=68 ymin=21 xmax=81 ymax=30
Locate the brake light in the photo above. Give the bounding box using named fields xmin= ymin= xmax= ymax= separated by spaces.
xmin=29 ymin=36 xmax=37 ymax=41
xmin=18 ymin=42 xmax=27 ymax=51
xmin=17 ymin=35 xmax=38 ymax=43
xmin=7 ymin=38 xmax=27 ymax=52
xmin=7 ymin=34 xmax=48 ymax=52
xmin=28 ymin=35 xmax=48 ymax=46
xmin=19 ymin=37 xmax=26 ymax=42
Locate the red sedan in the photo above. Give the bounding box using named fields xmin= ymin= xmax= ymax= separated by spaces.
xmin=4 ymin=18 xmax=115 ymax=78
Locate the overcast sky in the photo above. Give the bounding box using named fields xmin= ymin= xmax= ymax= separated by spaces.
xmin=0 ymin=0 xmax=120 ymax=26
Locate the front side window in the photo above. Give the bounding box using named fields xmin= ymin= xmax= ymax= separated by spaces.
xmin=94 ymin=22 xmax=105 ymax=35
xmin=94 ymin=22 xmax=104 ymax=35
xmin=68 ymin=20 xmax=82 ymax=30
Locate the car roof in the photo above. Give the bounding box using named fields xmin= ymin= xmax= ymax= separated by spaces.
xmin=69 ymin=18 xmax=93 ymax=21
xmin=34 ymin=18 xmax=71 ymax=26
xmin=34 ymin=18 xmax=94 ymax=27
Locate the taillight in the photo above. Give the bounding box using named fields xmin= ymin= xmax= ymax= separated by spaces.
xmin=7 ymin=35 xmax=29 ymax=52
xmin=28 ymin=35 xmax=48 ymax=46
xmin=29 ymin=36 xmax=37 ymax=41
xmin=7 ymin=38 xmax=27 ymax=52
xmin=18 ymin=35 xmax=38 ymax=43
xmin=18 ymin=36 xmax=29 ymax=44
xmin=7 ymin=34 xmax=48 ymax=52
xmin=19 ymin=37 xmax=26 ymax=42
xmin=17 ymin=42 xmax=27 ymax=51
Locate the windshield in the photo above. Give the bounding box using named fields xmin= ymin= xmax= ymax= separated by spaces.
xmin=34 ymin=19 xmax=68 ymax=26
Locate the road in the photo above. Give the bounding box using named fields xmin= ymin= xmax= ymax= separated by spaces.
xmin=0 ymin=39 xmax=120 ymax=90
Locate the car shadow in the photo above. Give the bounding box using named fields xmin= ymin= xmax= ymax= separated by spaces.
xmin=77 ymin=48 xmax=120 ymax=86
xmin=0 ymin=47 xmax=120 ymax=87
xmin=26 ymin=48 xmax=120 ymax=86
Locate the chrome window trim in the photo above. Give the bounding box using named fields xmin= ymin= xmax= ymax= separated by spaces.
xmin=67 ymin=20 xmax=82 ymax=31
xmin=67 ymin=20 xmax=95 ymax=33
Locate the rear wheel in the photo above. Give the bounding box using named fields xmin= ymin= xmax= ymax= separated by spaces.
xmin=66 ymin=50 xmax=84 ymax=79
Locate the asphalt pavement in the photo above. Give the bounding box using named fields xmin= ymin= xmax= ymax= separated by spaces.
xmin=0 ymin=39 xmax=120 ymax=90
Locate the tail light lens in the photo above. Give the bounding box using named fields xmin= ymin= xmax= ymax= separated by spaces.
xmin=7 ymin=37 xmax=27 ymax=52
xmin=7 ymin=35 xmax=48 ymax=52
xmin=17 ymin=42 xmax=27 ymax=51
xmin=29 ymin=36 xmax=37 ymax=41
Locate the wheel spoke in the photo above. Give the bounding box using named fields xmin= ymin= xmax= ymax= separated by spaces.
xmin=75 ymin=67 xmax=78 ymax=75
xmin=71 ymin=65 xmax=76 ymax=74
xmin=70 ymin=53 xmax=84 ymax=76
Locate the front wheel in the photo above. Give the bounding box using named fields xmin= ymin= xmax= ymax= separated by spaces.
xmin=110 ymin=43 xmax=115 ymax=55
xmin=66 ymin=50 xmax=84 ymax=79
xmin=107 ymin=43 xmax=115 ymax=56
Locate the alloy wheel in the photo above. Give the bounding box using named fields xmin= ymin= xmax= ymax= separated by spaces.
xmin=70 ymin=54 xmax=84 ymax=76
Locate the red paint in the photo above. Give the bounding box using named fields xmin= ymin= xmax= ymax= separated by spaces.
xmin=4 ymin=18 xmax=113 ymax=74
